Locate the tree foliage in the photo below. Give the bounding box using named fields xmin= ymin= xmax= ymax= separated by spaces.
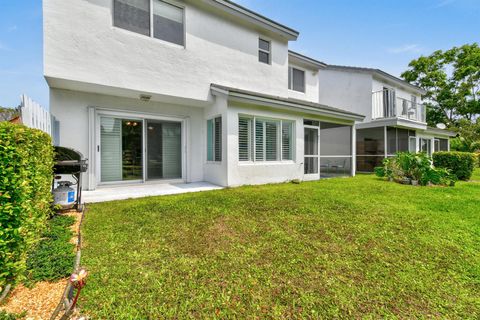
xmin=401 ymin=43 xmax=480 ymax=126
xmin=0 ymin=106 xmax=19 ymax=122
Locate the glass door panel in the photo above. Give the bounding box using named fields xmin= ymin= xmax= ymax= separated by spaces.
xmin=304 ymin=127 xmax=319 ymax=179
xmin=146 ymin=120 xmax=182 ymax=180
xmin=100 ymin=117 xmax=143 ymax=182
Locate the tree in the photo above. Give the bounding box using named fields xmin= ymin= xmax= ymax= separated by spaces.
xmin=401 ymin=43 xmax=480 ymax=127
xmin=0 ymin=106 xmax=19 ymax=122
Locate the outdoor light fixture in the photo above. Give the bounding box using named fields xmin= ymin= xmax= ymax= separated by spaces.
xmin=140 ymin=94 xmax=152 ymax=102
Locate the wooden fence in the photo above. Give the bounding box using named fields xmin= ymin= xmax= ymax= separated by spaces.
xmin=20 ymin=94 xmax=52 ymax=134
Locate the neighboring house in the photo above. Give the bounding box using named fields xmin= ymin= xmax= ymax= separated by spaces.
xmin=318 ymin=66 xmax=456 ymax=172
xmin=43 ymin=0 xmax=451 ymax=190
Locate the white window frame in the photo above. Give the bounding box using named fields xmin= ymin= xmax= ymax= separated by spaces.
xmin=288 ymin=66 xmax=306 ymax=93
xmin=207 ymin=116 xmax=222 ymax=163
xmin=112 ymin=0 xmax=186 ymax=48
xmin=258 ymin=38 xmax=271 ymax=65
xmin=238 ymin=115 xmax=295 ymax=163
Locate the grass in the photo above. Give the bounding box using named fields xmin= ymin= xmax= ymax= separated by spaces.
xmin=25 ymin=215 xmax=75 ymax=283
xmin=471 ymin=167 xmax=480 ymax=180
xmin=81 ymin=172 xmax=480 ymax=319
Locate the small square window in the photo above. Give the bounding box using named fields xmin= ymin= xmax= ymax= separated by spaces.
xmin=258 ymin=38 xmax=271 ymax=64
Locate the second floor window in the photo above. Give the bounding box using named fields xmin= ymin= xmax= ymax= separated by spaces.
xmin=114 ymin=0 xmax=185 ymax=46
xmin=258 ymin=38 xmax=271 ymax=64
xmin=288 ymin=67 xmax=305 ymax=93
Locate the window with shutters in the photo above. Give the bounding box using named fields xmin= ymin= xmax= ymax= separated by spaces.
xmin=113 ymin=0 xmax=185 ymax=46
xmin=238 ymin=116 xmax=294 ymax=162
xmin=288 ymin=67 xmax=305 ymax=93
xmin=207 ymin=117 xmax=222 ymax=162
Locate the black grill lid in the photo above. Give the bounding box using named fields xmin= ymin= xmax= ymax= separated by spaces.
xmin=54 ymin=147 xmax=88 ymax=174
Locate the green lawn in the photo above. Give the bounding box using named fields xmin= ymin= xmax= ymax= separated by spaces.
xmin=81 ymin=172 xmax=480 ymax=319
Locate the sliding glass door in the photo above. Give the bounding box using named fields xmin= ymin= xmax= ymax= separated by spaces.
xmin=99 ymin=115 xmax=182 ymax=184
xmin=146 ymin=120 xmax=182 ymax=180
xmin=100 ymin=117 xmax=143 ymax=182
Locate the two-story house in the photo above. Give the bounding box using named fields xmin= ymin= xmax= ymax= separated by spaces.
xmin=44 ymin=0 xmax=365 ymax=190
xmin=44 ymin=0 xmax=453 ymax=192
xmin=318 ymin=66 xmax=456 ymax=172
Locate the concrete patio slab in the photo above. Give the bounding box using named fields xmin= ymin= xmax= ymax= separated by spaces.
xmin=83 ymin=182 xmax=223 ymax=203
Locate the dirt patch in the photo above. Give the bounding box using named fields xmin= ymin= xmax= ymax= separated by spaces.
xmin=63 ymin=210 xmax=82 ymax=246
xmin=205 ymin=216 xmax=239 ymax=251
xmin=0 ymin=280 xmax=66 ymax=319
xmin=0 ymin=209 xmax=83 ymax=319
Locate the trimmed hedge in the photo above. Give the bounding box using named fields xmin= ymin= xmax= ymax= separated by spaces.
xmin=0 ymin=122 xmax=54 ymax=289
xmin=432 ymin=151 xmax=476 ymax=181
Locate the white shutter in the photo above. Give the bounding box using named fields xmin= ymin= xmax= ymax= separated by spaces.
xmin=100 ymin=117 xmax=122 ymax=182
xmin=265 ymin=121 xmax=279 ymax=161
xmin=255 ymin=120 xmax=264 ymax=161
xmin=282 ymin=121 xmax=293 ymax=160
xmin=238 ymin=117 xmax=252 ymax=161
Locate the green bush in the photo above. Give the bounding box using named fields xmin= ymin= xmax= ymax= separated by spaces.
xmin=375 ymin=152 xmax=456 ymax=186
xmin=0 ymin=311 xmax=26 ymax=320
xmin=0 ymin=122 xmax=54 ymax=289
xmin=432 ymin=151 xmax=476 ymax=181
xmin=26 ymin=215 xmax=75 ymax=282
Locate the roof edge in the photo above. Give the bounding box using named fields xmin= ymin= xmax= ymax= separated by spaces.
xmin=288 ymin=51 xmax=327 ymax=69
xmin=325 ymin=65 xmax=427 ymax=95
xmin=211 ymin=84 xmax=365 ymax=121
xmin=206 ymin=0 xmax=299 ymax=40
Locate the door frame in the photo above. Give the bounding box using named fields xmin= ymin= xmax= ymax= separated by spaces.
xmin=303 ymin=125 xmax=320 ymax=181
xmin=91 ymin=107 xmax=188 ymax=188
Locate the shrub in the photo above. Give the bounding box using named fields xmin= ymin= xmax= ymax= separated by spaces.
xmin=432 ymin=151 xmax=476 ymax=181
xmin=375 ymin=152 xmax=456 ymax=186
xmin=0 ymin=122 xmax=54 ymax=289
xmin=26 ymin=215 xmax=75 ymax=283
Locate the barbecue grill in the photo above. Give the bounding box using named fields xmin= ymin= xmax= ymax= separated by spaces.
xmin=52 ymin=147 xmax=88 ymax=211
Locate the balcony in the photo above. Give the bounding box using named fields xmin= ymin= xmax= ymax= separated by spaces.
xmin=372 ymin=89 xmax=426 ymax=123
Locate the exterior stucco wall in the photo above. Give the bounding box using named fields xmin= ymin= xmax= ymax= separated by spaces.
xmin=318 ymin=69 xmax=372 ymax=120
xmin=287 ymin=62 xmax=319 ymax=102
xmin=50 ymin=88 xmax=205 ymax=190
xmin=225 ymin=101 xmax=354 ymax=186
xmin=44 ymin=0 xmax=292 ymax=102
xmin=203 ymin=94 xmax=228 ymax=186
xmin=372 ymin=78 xmax=422 ymax=102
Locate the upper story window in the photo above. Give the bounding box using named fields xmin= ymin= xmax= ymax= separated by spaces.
xmin=113 ymin=0 xmax=185 ymax=46
xmin=258 ymin=38 xmax=271 ymax=64
xmin=288 ymin=67 xmax=305 ymax=93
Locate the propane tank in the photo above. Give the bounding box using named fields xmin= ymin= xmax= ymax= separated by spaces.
xmin=53 ymin=181 xmax=76 ymax=209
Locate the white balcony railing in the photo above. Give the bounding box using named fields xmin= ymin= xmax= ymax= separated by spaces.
xmin=372 ymin=89 xmax=426 ymax=123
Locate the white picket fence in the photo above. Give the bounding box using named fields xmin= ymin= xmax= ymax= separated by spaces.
xmin=20 ymin=94 xmax=51 ymax=134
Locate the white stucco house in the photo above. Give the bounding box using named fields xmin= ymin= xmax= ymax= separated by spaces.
xmin=318 ymin=66 xmax=456 ymax=171
xmin=44 ymin=0 xmax=453 ymax=192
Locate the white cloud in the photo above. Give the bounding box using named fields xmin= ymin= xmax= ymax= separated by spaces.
xmin=7 ymin=25 xmax=18 ymax=32
xmin=0 ymin=42 xmax=12 ymax=52
xmin=387 ymin=44 xmax=424 ymax=54
xmin=435 ymin=0 xmax=456 ymax=8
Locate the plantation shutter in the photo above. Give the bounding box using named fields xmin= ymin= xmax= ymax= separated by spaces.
xmin=239 ymin=117 xmax=252 ymax=161
xmin=100 ymin=117 xmax=122 ymax=182
xmin=255 ymin=120 xmax=264 ymax=161
xmin=282 ymin=121 xmax=293 ymax=160
xmin=214 ymin=117 xmax=222 ymax=162
xmin=265 ymin=121 xmax=279 ymax=161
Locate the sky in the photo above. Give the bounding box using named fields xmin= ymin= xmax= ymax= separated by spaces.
xmin=0 ymin=0 xmax=479 ymax=109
